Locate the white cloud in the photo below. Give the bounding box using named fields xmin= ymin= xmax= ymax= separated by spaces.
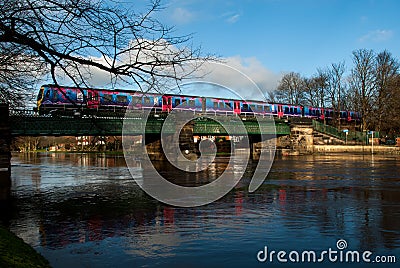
xmin=182 ymin=56 xmax=281 ymax=100
xmin=359 ymin=29 xmax=393 ymax=42
xmin=225 ymin=56 xmax=281 ymax=91
xmin=226 ymin=14 xmax=240 ymax=24
xmin=54 ymin=38 xmax=281 ymax=101
xmin=170 ymin=7 xmax=195 ymax=24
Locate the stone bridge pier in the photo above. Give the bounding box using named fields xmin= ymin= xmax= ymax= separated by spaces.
xmin=0 ymin=104 xmax=11 ymax=201
xmin=145 ymin=124 xmax=274 ymax=161
xmin=145 ymin=120 xmax=198 ymax=161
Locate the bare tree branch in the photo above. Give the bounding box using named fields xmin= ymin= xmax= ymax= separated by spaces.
xmin=0 ymin=0 xmax=216 ymax=107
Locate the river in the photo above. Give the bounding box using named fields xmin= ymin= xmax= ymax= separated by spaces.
xmin=2 ymin=153 xmax=399 ymax=267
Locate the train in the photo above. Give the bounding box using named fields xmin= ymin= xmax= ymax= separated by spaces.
xmin=36 ymin=84 xmax=361 ymax=122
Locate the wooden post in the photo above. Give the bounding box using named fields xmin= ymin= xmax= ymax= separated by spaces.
xmin=0 ymin=104 xmax=11 ymax=200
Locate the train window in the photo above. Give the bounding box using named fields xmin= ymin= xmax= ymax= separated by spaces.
xmin=77 ymin=91 xmax=83 ymax=102
xmin=65 ymin=90 xmax=71 ymax=99
xmin=103 ymin=94 xmax=113 ymax=103
xmin=131 ymin=96 xmax=140 ymax=104
xmin=250 ymin=104 xmax=256 ymax=111
xmin=175 ymin=99 xmax=181 ymax=106
xmin=181 ymin=99 xmax=187 ymax=106
xmin=45 ymin=89 xmax=50 ymax=99
xmin=88 ymin=92 xmax=93 ymax=100
xmin=117 ymin=95 xmax=128 ymax=103
xmin=213 ymin=102 xmax=218 ymax=108
xmin=219 ymin=102 xmax=225 ymax=109
xmin=37 ymin=89 xmax=44 ymax=101
xmin=52 ymin=90 xmax=58 ymax=101
xmin=189 ymin=99 xmax=195 ymax=107
xmin=284 ymin=107 xmax=289 ymax=113
xmin=144 ymin=97 xmax=151 ymax=104
xmin=243 ymin=104 xmax=249 ymax=110
xmin=226 ymin=102 xmax=232 ymax=108
xmin=264 ymin=105 xmax=270 ymax=112
xmin=294 ymin=108 xmax=298 ymax=114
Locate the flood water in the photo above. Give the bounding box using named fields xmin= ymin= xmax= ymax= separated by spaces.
xmin=2 ymin=153 xmax=400 ymax=267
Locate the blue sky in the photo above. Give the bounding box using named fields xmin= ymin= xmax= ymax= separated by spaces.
xmin=78 ymin=0 xmax=400 ymax=96
xmin=131 ymin=0 xmax=400 ymax=91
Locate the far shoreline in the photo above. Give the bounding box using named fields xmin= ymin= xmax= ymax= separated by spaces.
xmin=11 ymin=144 xmax=400 ymax=157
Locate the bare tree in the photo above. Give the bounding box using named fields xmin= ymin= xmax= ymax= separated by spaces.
xmin=326 ymin=61 xmax=346 ymax=127
xmin=303 ymin=71 xmax=328 ymax=108
xmin=265 ymin=89 xmax=277 ymax=103
xmin=374 ymin=50 xmax=399 ymax=132
xmin=349 ymin=49 xmax=376 ymax=130
xmin=0 ymin=43 xmax=44 ymax=107
xmin=12 ymin=136 xmax=42 ymax=151
xmin=383 ymin=74 xmax=400 ymax=134
xmin=0 ymin=0 xmax=213 ymax=107
xmin=276 ymin=72 xmax=305 ymax=105
xmin=302 ymin=77 xmax=317 ymax=107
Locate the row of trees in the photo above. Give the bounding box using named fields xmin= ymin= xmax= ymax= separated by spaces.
xmin=272 ymin=49 xmax=400 ymax=134
xmin=12 ymin=136 xmax=123 ymax=152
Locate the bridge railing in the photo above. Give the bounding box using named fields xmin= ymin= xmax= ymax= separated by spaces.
xmin=312 ymin=120 xmax=345 ymax=140
xmin=9 ymin=109 xmax=40 ymax=117
xmin=312 ymin=120 xmax=368 ymax=143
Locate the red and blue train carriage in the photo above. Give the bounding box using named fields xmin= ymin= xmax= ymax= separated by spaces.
xmin=36 ymin=85 xmax=361 ymax=122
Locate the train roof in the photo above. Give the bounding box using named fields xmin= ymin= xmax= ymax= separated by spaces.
xmin=42 ymin=84 xmax=141 ymax=95
xmin=41 ymin=85 xmax=359 ymax=112
xmin=42 ymin=84 xmax=271 ymax=103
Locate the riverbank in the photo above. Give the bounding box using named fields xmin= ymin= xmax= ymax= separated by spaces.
xmin=0 ymin=225 xmax=51 ymax=267
xmin=279 ymin=145 xmax=400 ymax=156
xmin=313 ymin=145 xmax=400 ymax=154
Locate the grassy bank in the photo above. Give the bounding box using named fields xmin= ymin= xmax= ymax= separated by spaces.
xmin=0 ymin=226 xmax=50 ymax=268
xmin=313 ymin=145 xmax=400 ymax=154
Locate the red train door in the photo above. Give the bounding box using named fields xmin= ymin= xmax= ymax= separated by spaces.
xmin=234 ymin=101 xmax=241 ymax=114
xmin=162 ymin=96 xmax=172 ymax=112
xmin=320 ymin=108 xmax=325 ymax=120
xmin=87 ymin=89 xmax=99 ymax=109
xmin=277 ymin=104 xmax=283 ymax=118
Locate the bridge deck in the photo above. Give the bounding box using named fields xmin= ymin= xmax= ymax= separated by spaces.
xmin=9 ymin=110 xmax=290 ymax=136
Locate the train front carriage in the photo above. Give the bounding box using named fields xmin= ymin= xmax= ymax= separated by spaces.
xmin=37 ymin=85 xmax=76 ymax=115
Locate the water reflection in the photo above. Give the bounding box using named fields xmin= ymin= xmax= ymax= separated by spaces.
xmin=4 ymin=153 xmax=400 ymax=267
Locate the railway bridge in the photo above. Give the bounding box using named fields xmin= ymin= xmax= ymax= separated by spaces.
xmin=8 ymin=108 xmax=290 ymax=137
xmin=0 ymin=104 xmax=291 ymax=199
